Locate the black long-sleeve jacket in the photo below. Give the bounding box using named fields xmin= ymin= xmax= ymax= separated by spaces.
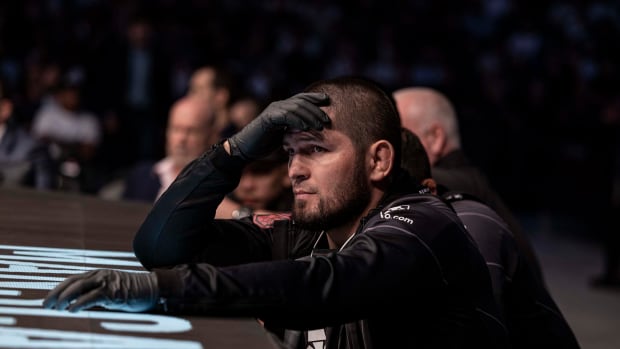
xmin=133 ymin=143 xmax=509 ymax=349
xmin=444 ymin=192 xmax=581 ymax=348
xmin=433 ymin=149 xmax=544 ymax=281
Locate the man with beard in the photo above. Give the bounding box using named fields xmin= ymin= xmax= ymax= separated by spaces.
xmin=44 ymin=77 xmax=508 ymax=349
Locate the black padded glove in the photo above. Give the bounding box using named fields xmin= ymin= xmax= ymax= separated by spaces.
xmin=228 ymin=92 xmax=330 ymax=160
xmin=43 ymin=269 xmax=159 ymax=313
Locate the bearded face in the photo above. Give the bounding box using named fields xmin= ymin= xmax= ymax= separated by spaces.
xmin=292 ymin=152 xmax=370 ymax=231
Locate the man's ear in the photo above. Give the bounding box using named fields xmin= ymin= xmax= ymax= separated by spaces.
xmin=426 ymin=123 xmax=447 ymax=158
xmin=368 ymin=140 xmax=394 ymax=182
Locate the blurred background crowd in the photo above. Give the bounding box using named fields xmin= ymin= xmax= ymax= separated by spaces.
xmin=0 ymin=0 xmax=619 ymax=241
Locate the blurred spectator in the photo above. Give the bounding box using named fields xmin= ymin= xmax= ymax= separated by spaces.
xmin=30 ymin=75 xmax=101 ymax=193
xmin=100 ymin=94 xmax=215 ymax=203
xmin=187 ymin=65 xmax=237 ymax=140
xmin=228 ymin=94 xmax=261 ymax=132
xmin=215 ymin=148 xmax=292 ymax=219
xmin=0 ymin=78 xmax=57 ymax=190
xmin=93 ymin=14 xmax=172 ymax=169
xmin=393 ymin=86 xmax=545 ymax=282
xmin=17 ymin=61 xmax=64 ymax=128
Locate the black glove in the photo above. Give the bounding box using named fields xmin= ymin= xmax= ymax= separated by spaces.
xmin=228 ymin=92 xmax=330 ymax=160
xmin=43 ymin=269 xmax=159 ymax=313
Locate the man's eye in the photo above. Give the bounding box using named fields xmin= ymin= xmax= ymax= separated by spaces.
xmin=312 ymin=146 xmax=325 ymax=153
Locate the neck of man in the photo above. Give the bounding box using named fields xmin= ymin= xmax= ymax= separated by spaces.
xmin=325 ymin=220 xmax=359 ymax=250
xmin=325 ymin=191 xmax=384 ymax=249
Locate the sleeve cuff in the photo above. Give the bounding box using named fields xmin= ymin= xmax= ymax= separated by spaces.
xmin=207 ymin=141 xmax=247 ymax=178
xmin=154 ymin=268 xmax=185 ymax=299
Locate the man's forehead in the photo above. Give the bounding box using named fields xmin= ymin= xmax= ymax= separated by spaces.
xmin=282 ymin=105 xmax=344 ymax=145
xmin=284 ymin=129 xmax=325 ymax=143
xmin=283 ymin=128 xmax=340 ymax=145
xmin=283 ymin=127 xmax=352 ymax=150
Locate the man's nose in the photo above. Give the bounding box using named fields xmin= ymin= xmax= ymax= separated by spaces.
xmin=288 ymin=155 xmax=309 ymax=184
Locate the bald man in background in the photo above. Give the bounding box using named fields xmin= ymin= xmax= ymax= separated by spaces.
xmin=393 ymin=86 xmax=544 ymax=281
xmin=118 ymin=95 xmax=217 ymax=202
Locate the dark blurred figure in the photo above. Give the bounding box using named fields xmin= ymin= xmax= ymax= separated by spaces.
xmin=0 ymin=78 xmax=57 ymax=190
xmin=228 ymin=94 xmax=261 ymax=132
xmin=30 ymin=75 xmax=100 ymax=193
xmin=92 ymin=15 xmax=172 ymax=172
xmin=187 ymin=65 xmax=237 ymax=140
xmin=215 ymin=148 xmax=292 ymax=219
xmin=591 ymin=96 xmax=620 ymax=290
xmin=15 ymin=61 xmax=64 ymax=129
xmin=99 ymin=94 xmax=216 ymax=203
xmin=393 ymin=86 xmax=545 ymax=282
xmin=401 ymin=127 xmax=581 ymax=349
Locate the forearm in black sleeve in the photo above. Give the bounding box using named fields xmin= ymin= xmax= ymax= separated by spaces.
xmin=133 ymin=142 xmax=270 ymax=269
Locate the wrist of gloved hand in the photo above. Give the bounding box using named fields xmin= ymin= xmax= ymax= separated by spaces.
xmin=207 ymin=141 xmax=248 ymax=179
xmin=43 ymin=269 xmax=159 ymax=313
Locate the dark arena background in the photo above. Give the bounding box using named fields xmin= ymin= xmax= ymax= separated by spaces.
xmin=0 ymin=1 xmax=619 ymax=348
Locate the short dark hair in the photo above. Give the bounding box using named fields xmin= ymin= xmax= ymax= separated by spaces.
xmin=303 ymin=76 xmax=402 ymax=174
xmin=211 ymin=65 xmax=234 ymax=91
xmin=210 ymin=65 xmax=236 ymax=106
xmin=400 ymin=127 xmax=431 ymax=184
xmin=192 ymin=64 xmax=237 ymax=106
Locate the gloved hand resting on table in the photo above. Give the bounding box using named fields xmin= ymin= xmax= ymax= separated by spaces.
xmin=43 ymin=269 xmax=159 ymax=313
